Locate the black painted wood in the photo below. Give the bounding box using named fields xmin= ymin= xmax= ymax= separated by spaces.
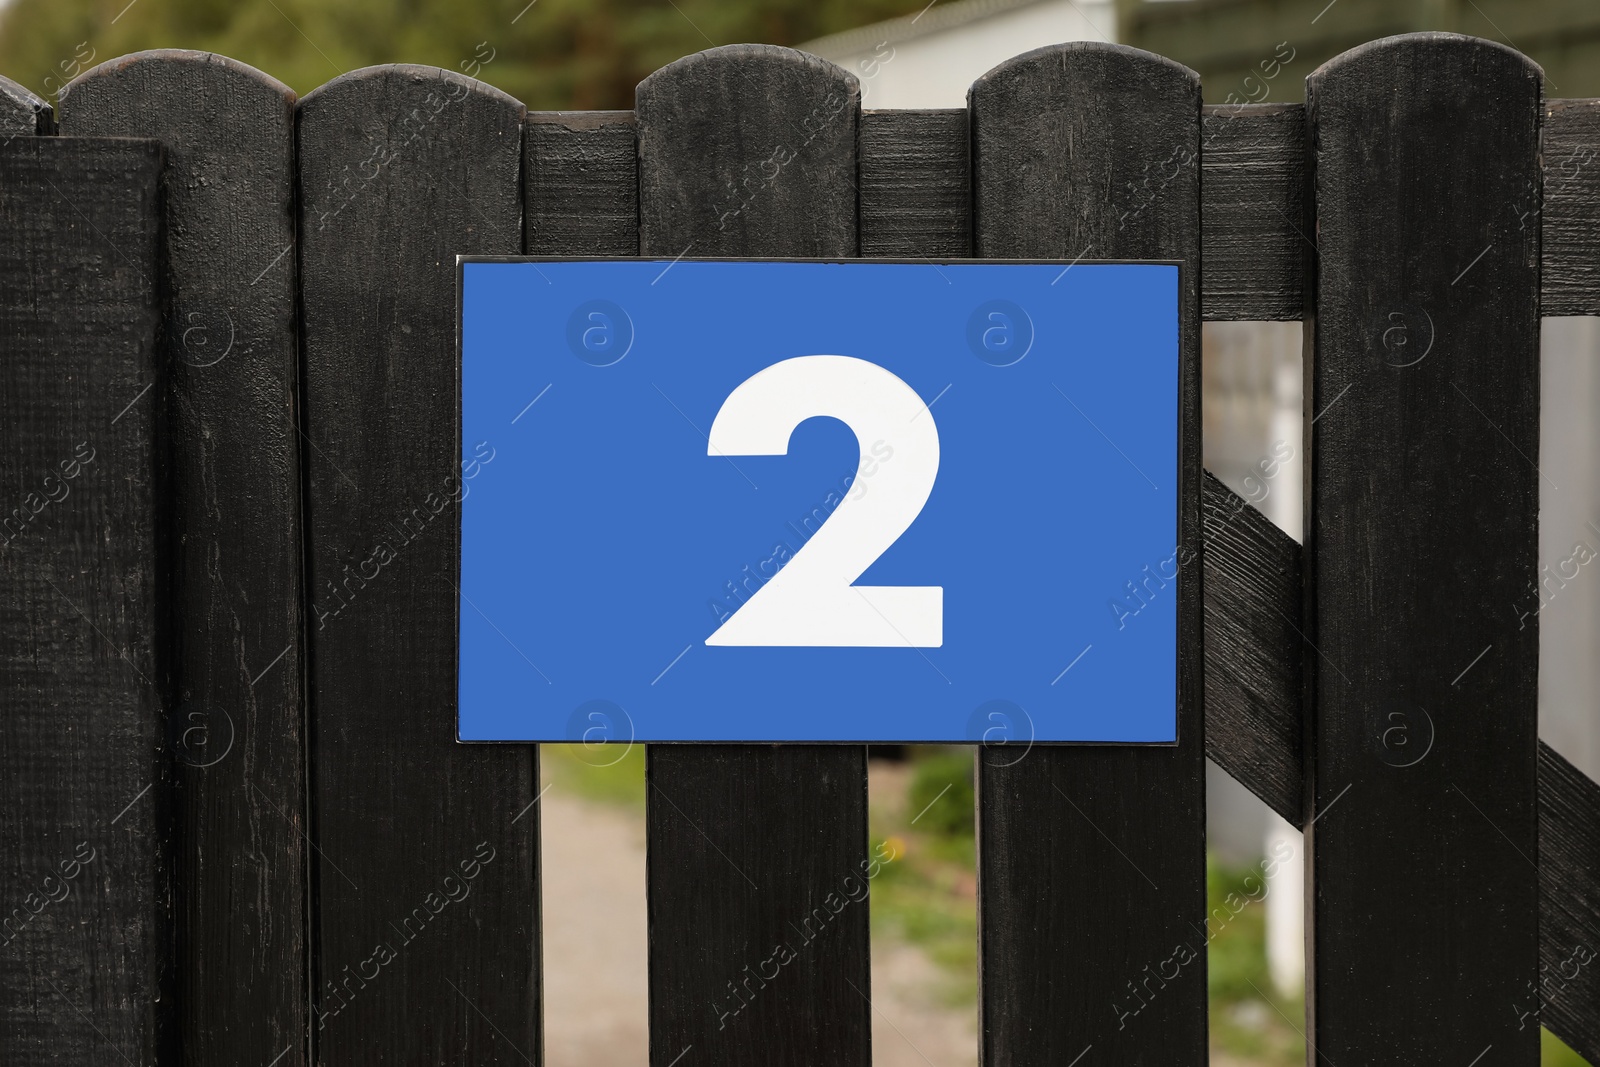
xmin=1199 ymin=471 xmax=1600 ymax=1064
xmin=860 ymin=109 xmax=970 ymax=258
xmin=58 ymin=51 xmax=311 ymax=1067
xmin=639 ymin=45 xmax=858 ymax=258
xmin=848 ymin=97 xmax=1600 ymax=320
xmin=1543 ymin=99 xmax=1600 ymax=317
xmin=1202 ymin=467 xmax=1600 ymax=1064
xmin=4 ymin=40 xmax=1600 ymax=1065
xmin=1537 ymin=741 xmax=1600 ymax=1063
xmin=0 ymin=136 xmax=169 ymax=1066
xmin=1201 ymin=471 xmax=1302 ymax=826
xmin=970 ymin=42 xmax=1208 ymax=1065
xmin=297 ymin=66 xmax=540 ymax=1066
xmin=525 ymin=110 xmax=637 ymax=255
xmin=635 ymin=44 xmax=871 ymax=1067
xmin=0 ymin=74 xmax=49 ymax=137
xmin=1305 ymin=33 xmax=1542 ymax=1066
xmin=1201 ymin=103 xmax=1305 ymax=321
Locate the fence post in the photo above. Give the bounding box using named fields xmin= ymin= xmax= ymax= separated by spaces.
xmin=0 ymin=136 xmax=170 ymax=1065
xmin=969 ymin=41 xmax=1208 ymax=1064
xmin=1305 ymin=33 xmax=1542 ymax=1065
xmin=297 ymin=66 xmax=539 ymax=1065
xmin=58 ymin=52 xmax=311 ymax=1067
xmin=634 ymin=45 xmax=871 ymax=1067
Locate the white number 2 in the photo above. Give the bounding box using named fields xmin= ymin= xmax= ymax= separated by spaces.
xmin=705 ymin=355 xmax=943 ymax=648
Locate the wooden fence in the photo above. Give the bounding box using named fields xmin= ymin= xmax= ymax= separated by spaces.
xmin=2 ymin=30 xmax=1598 ymax=1067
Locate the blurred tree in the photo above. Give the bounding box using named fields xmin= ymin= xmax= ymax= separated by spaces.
xmin=0 ymin=0 xmax=914 ymax=108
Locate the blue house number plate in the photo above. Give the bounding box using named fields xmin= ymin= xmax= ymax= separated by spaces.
xmin=458 ymin=259 xmax=1181 ymax=744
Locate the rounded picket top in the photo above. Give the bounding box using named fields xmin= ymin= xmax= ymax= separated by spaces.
xmin=1308 ymin=31 xmax=1541 ymax=103
xmin=0 ymin=73 xmax=50 ymax=135
xmin=970 ymin=39 xmax=1197 ymax=105
xmin=297 ymin=62 xmax=525 ymax=245
xmin=968 ymin=42 xmax=1200 ymax=257
xmin=299 ymin=60 xmax=523 ymax=124
xmin=637 ymin=42 xmax=858 ymax=102
xmin=58 ymin=49 xmax=294 ymax=125
xmin=1304 ymin=30 xmax=1541 ymax=310
xmin=636 ymin=44 xmax=860 ymax=256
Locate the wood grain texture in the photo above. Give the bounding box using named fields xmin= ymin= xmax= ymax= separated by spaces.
xmin=1305 ymin=34 xmax=1542 ymax=1066
xmin=1542 ymin=98 xmax=1600 ymax=316
xmin=297 ymin=65 xmax=540 ymax=1066
xmin=970 ymin=42 xmax=1209 ymax=1065
xmin=635 ymin=44 xmax=871 ymax=1067
xmin=0 ymin=74 xmax=49 ymax=137
xmin=1204 ymin=482 xmax=1600 ymax=1064
xmin=1537 ymin=741 xmax=1600 ymax=1063
xmin=639 ymin=44 xmax=858 ymax=258
xmin=859 ymin=109 xmax=970 ymax=257
xmin=1200 ymin=103 xmax=1306 ymax=321
xmin=58 ymin=51 xmax=310 ymax=1067
xmin=1201 ymin=471 xmax=1302 ymax=826
xmin=1200 ymin=472 xmax=1600 ymax=1062
xmin=525 ymin=110 xmax=637 ymax=255
xmin=0 ymin=136 xmax=170 ymax=1066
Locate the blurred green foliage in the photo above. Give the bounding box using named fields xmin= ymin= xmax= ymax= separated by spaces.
xmin=1205 ymin=859 xmax=1304 ymax=1066
xmin=544 ymin=740 xmax=645 ymax=807
xmin=1545 ymin=1029 xmax=1592 ymax=1066
xmin=906 ymin=748 xmax=974 ymax=837
xmin=0 ymin=0 xmax=911 ymax=109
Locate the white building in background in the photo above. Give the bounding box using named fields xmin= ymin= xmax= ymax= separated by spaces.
xmin=805 ymin=0 xmax=1600 ymax=1004
xmin=802 ymin=0 xmax=1117 ymax=108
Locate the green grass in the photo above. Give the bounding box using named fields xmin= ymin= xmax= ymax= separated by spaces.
xmin=1205 ymin=860 xmax=1304 ymax=1066
xmin=1546 ymin=1029 xmax=1594 ymax=1066
xmin=541 ymin=740 xmax=645 ymax=808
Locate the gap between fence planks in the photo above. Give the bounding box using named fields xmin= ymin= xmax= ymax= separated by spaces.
xmin=0 ymin=73 xmax=51 ymax=135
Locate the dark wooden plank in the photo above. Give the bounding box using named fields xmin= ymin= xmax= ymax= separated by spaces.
xmin=473 ymin=93 xmax=1600 ymax=320
xmin=1205 ymin=475 xmax=1600 ymax=1063
xmin=639 ymin=45 xmax=858 ymax=258
xmin=1201 ymin=471 xmax=1302 ymax=825
xmin=0 ymin=136 xmax=170 ymax=1066
xmin=970 ymin=42 xmax=1208 ymax=1065
xmin=1201 ymin=473 xmax=1600 ymax=1062
xmin=1201 ymin=103 xmax=1305 ymax=321
xmin=1203 ymin=481 xmax=1600 ymax=1060
xmin=0 ymin=73 xmax=50 ymax=138
xmin=297 ymin=65 xmax=540 ymax=1066
xmin=475 ymin=94 xmax=1600 ymax=320
xmin=1305 ymin=34 xmax=1542 ymax=1065
xmin=1543 ymin=99 xmax=1600 ymax=316
xmin=1537 ymin=741 xmax=1600 ymax=1063
xmin=57 ymin=50 xmax=310 ymax=1067
xmin=525 ymin=110 xmax=637 ymax=255
xmin=859 ymin=109 xmax=970 ymax=257
xmin=635 ymin=44 xmax=870 ymax=1067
